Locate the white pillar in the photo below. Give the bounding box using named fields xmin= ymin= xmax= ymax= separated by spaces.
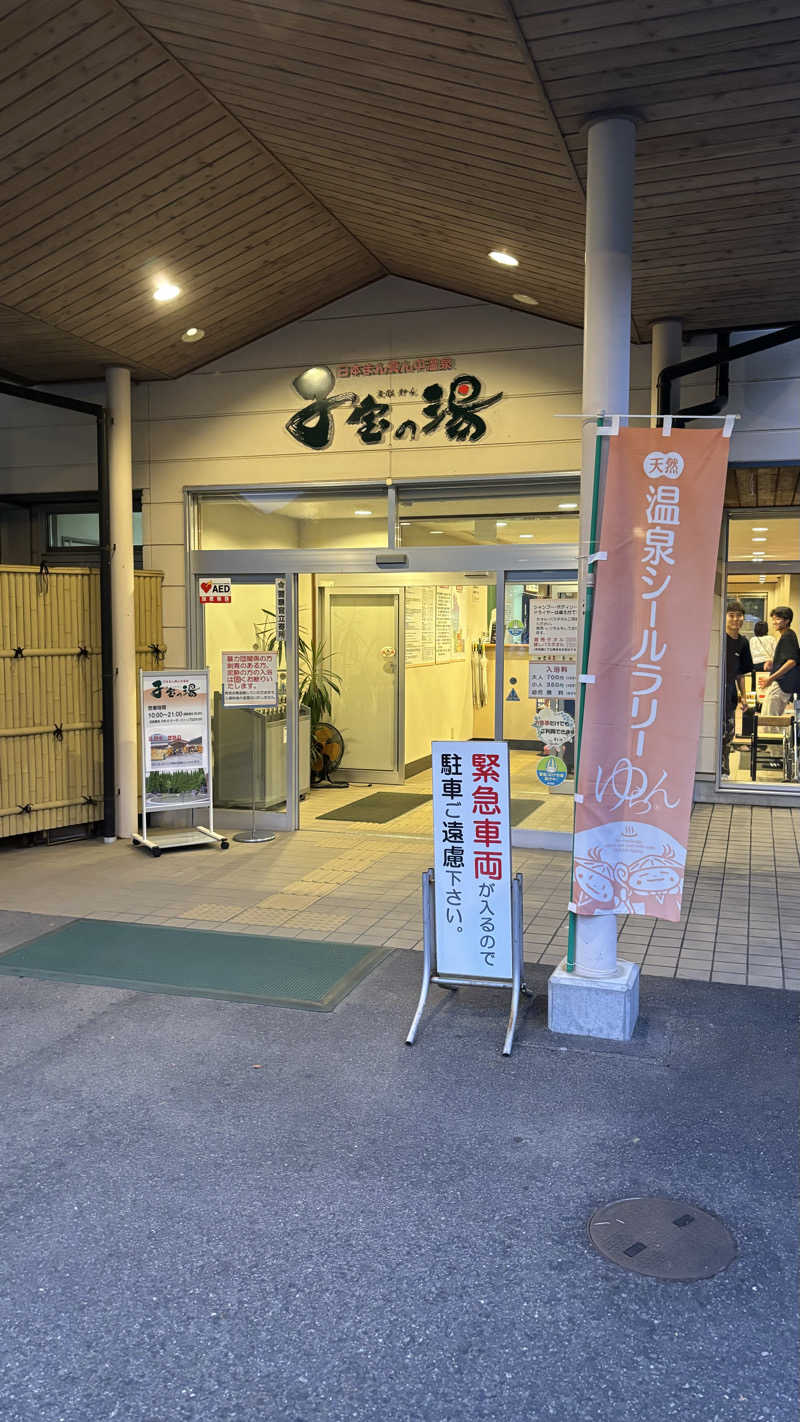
xmin=650 ymin=318 xmax=683 ymax=420
xmin=576 ymin=114 xmax=637 ymax=979
xmin=106 ymin=367 xmax=138 ymax=841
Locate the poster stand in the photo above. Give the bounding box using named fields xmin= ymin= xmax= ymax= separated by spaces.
xmin=406 ymin=869 xmax=527 ymax=1056
xmin=132 ymin=667 xmax=228 ymax=858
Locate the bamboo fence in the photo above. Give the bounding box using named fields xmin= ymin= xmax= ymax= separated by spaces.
xmin=0 ymin=565 xmax=164 ymax=837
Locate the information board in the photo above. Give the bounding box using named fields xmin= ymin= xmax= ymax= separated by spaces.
xmin=529 ymin=598 xmax=578 ymax=660
xmin=405 ymin=587 xmax=436 ymax=666
xmin=435 ymin=585 xmax=466 ymax=663
xmin=141 ymin=669 xmax=211 ymax=812
xmin=221 ymin=650 xmax=279 ymax=708
xmin=431 ymin=739 xmax=512 ymax=980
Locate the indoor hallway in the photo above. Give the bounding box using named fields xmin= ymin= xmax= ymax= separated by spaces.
xmin=0 ymin=804 xmax=798 ymax=990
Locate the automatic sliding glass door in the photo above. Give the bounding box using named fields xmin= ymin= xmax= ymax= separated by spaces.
xmin=199 ymin=573 xmax=299 ymax=834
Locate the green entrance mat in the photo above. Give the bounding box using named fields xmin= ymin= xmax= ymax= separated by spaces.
xmin=0 ymin=920 xmax=390 ymax=1011
xmin=316 ymin=791 xmax=431 ymax=824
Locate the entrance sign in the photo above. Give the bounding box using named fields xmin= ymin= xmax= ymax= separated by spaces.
xmin=221 ymin=651 xmax=278 ymax=708
xmin=529 ymin=599 xmax=578 ymax=659
xmin=133 ymin=669 xmax=228 ymax=856
xmin=407 ymin=740 xmax=526 ymax=1055
xmin=573 ymin=428 xmax=729 ymax=921
xmin=199 ymin=578 xmax=232 ymax=604
xmin=529 ymin=662 xmax=576 ymax=700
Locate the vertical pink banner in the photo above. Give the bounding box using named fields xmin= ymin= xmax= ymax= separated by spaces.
xmin=573 ymin=427 xmax=729 ymax=921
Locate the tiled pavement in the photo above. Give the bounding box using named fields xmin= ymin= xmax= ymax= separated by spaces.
xmin=1 ymin=803 xmax=799 ymax=989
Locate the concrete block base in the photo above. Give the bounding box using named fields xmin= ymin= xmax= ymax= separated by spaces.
xmin=547 ymin=958 xmax=640 ymax=1041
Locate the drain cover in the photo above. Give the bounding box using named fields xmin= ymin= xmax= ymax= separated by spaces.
xmin=588 ymin=1197 xmax=737 ymax=1281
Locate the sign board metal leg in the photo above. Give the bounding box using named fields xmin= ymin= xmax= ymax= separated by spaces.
xmin=502 ymin=872 xmax=524 ymax=1057
xmin=406 ymin=868 xmax=435 ymax=1045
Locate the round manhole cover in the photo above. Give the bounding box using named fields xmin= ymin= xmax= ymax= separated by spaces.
xmin=588 ymin=1197 xmax=737 ymax=1281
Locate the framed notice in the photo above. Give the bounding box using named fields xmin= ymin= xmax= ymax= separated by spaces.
xmin=141 ymin=669 xmax=211 ymax=812
xmin=431 ymin=740 xmax=512 ymax=980
xmin=529 ymin=598 xmax=578 ymax=660
xmin=221 ymin=651 xmax=279 ymax=708
xmin=405 ymin=587 xmax=436 ymax=667
xmin=435 ymin=585 xmax=466 ymax=663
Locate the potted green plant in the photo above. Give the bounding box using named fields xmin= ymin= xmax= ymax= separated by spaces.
xmin=253 ymin=609 xmax=342 ymax=737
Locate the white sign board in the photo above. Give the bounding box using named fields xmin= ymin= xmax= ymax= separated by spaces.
xmin=199 ymin=578 xmax=232 ymax=604
xmin=221 ymin=650 xmax=279 ymax=708
xmin=432 ymin=740 xmax=513 ymax=980
xmin=141 ymin=669 xmax=211 ymax=811
xmin=529 ymin=598 xmax=578 ymax=659
xmin=529 ymin=661 xmax=576 ymax=700
xmin=275 ymin=578 xmax=287 ymax=642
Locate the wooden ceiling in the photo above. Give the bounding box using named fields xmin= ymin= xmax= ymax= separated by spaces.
xmin=1 ymin=0 xmax=799 ymax=381
xmin=726 ymin=467 xmax=800 ymax=509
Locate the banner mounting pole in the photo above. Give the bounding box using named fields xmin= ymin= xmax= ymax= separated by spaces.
xmin=566 ymin=418 xmax=606 ymax=973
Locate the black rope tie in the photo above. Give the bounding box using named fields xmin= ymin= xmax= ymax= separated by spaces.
xmin=77 ymin=645 xmax=90 ymax=660
xmin=53 ymin=723 xmax=63 ymax=742
xmin=82 ymin=795 xmax=96 ymax=807
xmin=148 ymin=642 xmax=166 ymax=664
xmin=12 ymin=646 xmax=23 ymax=659
xmin=38 ymin=559 xmax=50 ymax=594
xmin=17 ymin=803 xmax=32 ymax=815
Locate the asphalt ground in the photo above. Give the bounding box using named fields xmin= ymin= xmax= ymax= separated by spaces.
xmin=0 ymin=928 xmax=797 ymax=1422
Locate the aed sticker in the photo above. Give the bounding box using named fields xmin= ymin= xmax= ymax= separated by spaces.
xmin=537 ymin=754 xmax=568 ymax=787
xmin=199 ymin=579 xmax=232 ymax=604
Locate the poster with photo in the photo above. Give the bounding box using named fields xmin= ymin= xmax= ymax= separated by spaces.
xmin=141 ymin=670 xmax=211 ymax=811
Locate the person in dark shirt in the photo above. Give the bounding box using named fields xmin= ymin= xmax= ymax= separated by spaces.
xmin=762 ymin=605 xmax=800 ymax=716
xmin=722 ymin=599 xmax=753 ymax=777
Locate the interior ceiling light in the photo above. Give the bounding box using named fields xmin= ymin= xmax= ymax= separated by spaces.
xmin=489 ymin=250 xmax=518 ymax=267
xmin=752 ymin=525 xmax=768 ymax=531
xmin=353 ymin=509 xmax=373 ymax=517
xmin=512 ymin=293 xmax=538 ymax=305
xmin=760 ymin=576 xmax=766 ymax=582
xmin=496 ymin=520 xmax=508 ymax=527
xmin=559 ymin=502 xmax=578 ymax=510
xmin=153 ymin=280 xmax=181 ymax=302
xmin=752 ymin=537 xmax=767 ymax=542
xmin=180 ymin=327 xmax=204 ymax=343
xmin=519 ymin=533 xmax=533 ymax=539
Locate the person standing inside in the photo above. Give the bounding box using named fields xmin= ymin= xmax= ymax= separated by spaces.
xmin=762 ymin=606 xmax=800 ymax=715
xmin=749 ymin=619 xmax=776 ymax=676
xmin=722 ymin=599 xmax=753 ymax=777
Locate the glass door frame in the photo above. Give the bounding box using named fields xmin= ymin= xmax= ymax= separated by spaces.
xmin=189 ymin=546 xmax=579 ymax=843
xmin=190 ymin=570 xmax=299 ymax=834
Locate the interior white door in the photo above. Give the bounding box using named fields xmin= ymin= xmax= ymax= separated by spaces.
xmin=328 ymin=592 xmax=398 ymax=773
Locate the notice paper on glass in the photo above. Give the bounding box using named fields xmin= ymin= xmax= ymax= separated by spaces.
xmin=221 ymin=651 xmax=279 ymax=708
xmin=529 ymin=598 xmax=578 ymax=660
xmin=529 ymin=661 xmax=576 ymax=700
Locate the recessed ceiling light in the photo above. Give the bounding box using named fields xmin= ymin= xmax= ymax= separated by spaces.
xmin=512 ymin=293 xmax=537 ymax=306
xmin=399 ymin=520 xmax=411 ymax=526
xmin=180 ymin=326 xmax=205 ymax=343
xmin=558 ymin=502 xmax=578 ymax=510
xmin=519 ymin=533 xmax=533 ymax=539
xmin=760 ymin=576 xmax=766 ymax=583
xmin=354 ymin=509 xmax=372 ymax=517
xmin=429 ymin=529 xmax=443 ymax=534
xmin=153 ymin=280 xmax=181 ymax=302
xmin=752 ymin=537 xmax=767 ymax=542
xmin=496 ymin=520 xmax=508 ymax=527
xmin=752 ymin=526 xmax=768 ymax=531
xmin=752 ymin=555 xmax=765 ymax=561
xmin=489 ymin=250 xmax=518 ymax=267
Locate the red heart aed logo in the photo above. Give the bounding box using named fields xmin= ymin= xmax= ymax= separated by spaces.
xmin=200 ymin=581 xmax=212 ymax=593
